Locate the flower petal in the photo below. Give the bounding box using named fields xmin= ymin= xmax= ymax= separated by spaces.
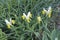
xmin=5 ymin=19 xmax=11 ymax=25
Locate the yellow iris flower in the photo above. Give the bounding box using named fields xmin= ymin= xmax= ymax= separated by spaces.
xmin=5 ymin=18 xmax=15 ymax=29
xmin=22 ymin=12 xmax=32 ymax=23
xmin=5 ymin=19 xmax=12 ymax=29
xmin=42 ymin=6 xmax=52 ymax=18
xmin=37 ymin=16 xmax=42 ymax=23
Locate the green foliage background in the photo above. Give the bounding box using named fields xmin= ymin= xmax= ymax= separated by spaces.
xmin=0 ymin=0 xmax=60 ymax=40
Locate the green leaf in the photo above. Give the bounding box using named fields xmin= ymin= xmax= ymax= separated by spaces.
xmin=42 ymin=31 xmax=48 ymax=40
xmin=34 ymin=32 xmax=40 ymax=38
xmin=51 ymin=29 xmax=57 ymax=40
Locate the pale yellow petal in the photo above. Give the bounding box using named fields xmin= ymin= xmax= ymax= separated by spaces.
xmin=48 ymin=13 xmax=51 ymax=18
xmin=22 ymin=16 xmax=25 ymax=20
xmin=11 ymin=20 xmax=15 ymax=24
xmin=7 ymin=24 xmax=11 ymax=29
xmin=37 ymin=16 xmax=42 ymax=23
xmin=42 ymin=10 xmax=45 ymax=14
